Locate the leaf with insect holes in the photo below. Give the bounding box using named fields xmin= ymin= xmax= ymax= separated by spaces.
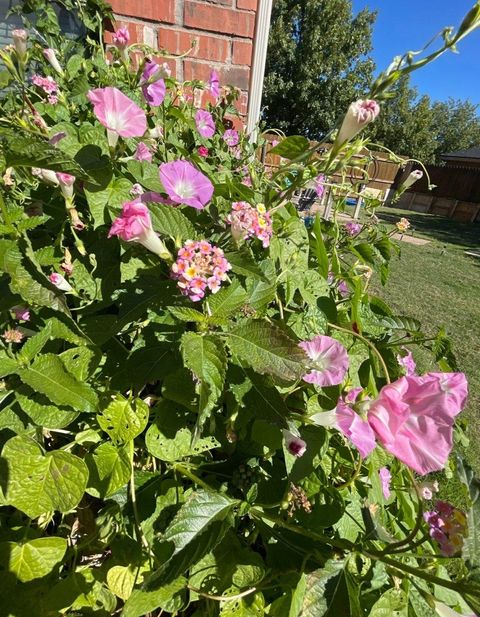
xmin=97 ymin=395 xmax=149 ymax=444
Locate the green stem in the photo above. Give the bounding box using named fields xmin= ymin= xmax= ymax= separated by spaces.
xmin=174 ymin=464 xmax=215 ymax=492
xmin=327 ymin=322 xmax=391 ymax=384
xmin=250 ymin=508 xmax=354 ymax=552
xmin=129 ymin=440 xmax=150 ymax=551
xmin=364 ymin=551 xmax=467 ymax=593
xmin=380 ymin=469 xmax=424 ymax=554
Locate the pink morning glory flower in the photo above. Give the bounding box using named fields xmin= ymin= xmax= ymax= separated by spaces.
xmin=299 ymin=335 xmax=349 ymax=387
xmin=49 ymin=272 xmax=72 ymax=292
xmin=159 ymin=160 xmax=214 ymax=209
xmin=134 ymin=142 xmax=152 ymax=162
xmin=379 ymin=467 xmax=391 ymax=499
xmin=223 ymin=129 xmax=239 ymax=147
xmin=56 ymin=172 xmax=75 ymax=200
xmin=108 ymin=200 xmax=170 ymax=258
xmin=195 ymin=109 xmax=216 ymax=138
xmin=113 ymin=26 xmax=130 ymax=49
xmin=335 ymin=99 xmax=380 ymax=146
xmin=283 ymin=429 xmax=307 ymax=458
xmin=336 ymin=390 xmax=377 ymax=458
xmin=368 ymin=372 xmax=468 ymax=475
xmin=140 ymin=60 xmax=166 ymax=106
xmin=198 ymin=146 xmax=209 ymax=157
xmin=208 ymin=70 xmax=220 ymax=98
xmin=397 ymin=348 xmax=416 ymax=376
xmin=87 ymin=87 xmax=147 ymax=147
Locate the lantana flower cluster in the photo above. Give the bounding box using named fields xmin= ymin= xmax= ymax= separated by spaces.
xmin=171 ymin=240 xmax=231 ymax=301
xmin=424 ymin=501 xmax=468 ymax=556
xmin=226 ymin=201 xmax=273 ymax=248
xmin=32 ymin=74 xmax=58 ymax=104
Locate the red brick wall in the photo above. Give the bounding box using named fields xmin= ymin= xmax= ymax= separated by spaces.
xmin=107 ymin=0 xmax=258 ymax=116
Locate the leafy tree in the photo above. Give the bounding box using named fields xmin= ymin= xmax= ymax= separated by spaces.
xmin=262 ymin=0 xmax=376 ymax=139
xmin=430 ymin=98 xmax=480 ymax=162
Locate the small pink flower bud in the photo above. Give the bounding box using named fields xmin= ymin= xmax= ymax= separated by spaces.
xmin=49 ymin=272 xmax=72 ymax=292
xmin=34 ymin=168 xmax=59 ymax=186
xmin=43 ymin=48 xmax=63 ymax=75
xmin=336 ymin=99 xmax=380 ymax=146
xmin=402 ymin=169 xmax=423 ymax=190
xmin=113 ymin=26 xmax=130 ymax=49
xmin=56 ymin=172 xmax=75 ymax=200
xmin=12 ymin=29 xmax=28 ymax=59
xmin=12 ymin=306 xmax=30 ymax=321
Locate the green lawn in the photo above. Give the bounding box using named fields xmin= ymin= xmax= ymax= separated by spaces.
xmin=370 ymin=207 xmax=480 ymax=476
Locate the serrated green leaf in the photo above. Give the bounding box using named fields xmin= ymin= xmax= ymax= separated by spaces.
xmin=208 ymin=279 xmax=248 ymax=317
xmin=18 ymin=353 xmax=98 ymax=413
xmin=0 ymin=127 xmax=87 ymax=177
xmin=164 ymin=490 xmax=234 ymax=556
xmin=457 ymin=457 xmax=480 ymax=568
xmin=19 ymin=316 xmax=89 ymax=363
xmin=301 ymin=560 xmax=348 ymax=617
xmin=97 ymin=395 xmax=149 ymax=444
xmin=3 ymin=244 xmax=67 ymax=313
xmin=0 ymin=351 xmax=18 ymax=377
xmin=226 ymin=251 xmax=269 ymax=281
xmin=227 ymin=321 xmax=307 ymax=381
xmin=0 ymin=536 xmax=67 ymax=582
xmin=181 ymin=333 xmax=227 ymax=434
xmin=126 ymin=160 xmax=163 ymax=191
xmin=245 ymin=259 xmax=277 ymax=311
xmin=2 ymin=435 xmax=88 ymax=518
xmin=168 ymin=306 xmax=206 ymax=322
xmin=146 ymin=500 xmax=234 ymax=588
xmin=149 ymin=202 xmax=197 ymax=241
xmin=380 ymin=315 xmax=421 ymax=332
xmin=86 ymin=442 xmax=131 ymax=498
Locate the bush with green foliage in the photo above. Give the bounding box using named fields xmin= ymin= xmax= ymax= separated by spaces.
xmin=0 ymin=1 xmax=479 ymax=615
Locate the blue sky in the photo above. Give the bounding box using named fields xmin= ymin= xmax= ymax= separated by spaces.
xmin=351 ymin=0 xmax=480 ymax=106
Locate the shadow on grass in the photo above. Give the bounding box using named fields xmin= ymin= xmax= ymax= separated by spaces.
xmin=377 ymin=207 xmax=480 ymax=249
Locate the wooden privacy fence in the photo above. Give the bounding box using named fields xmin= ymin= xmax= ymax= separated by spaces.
xmin=395 ymin=163 xmax=480 ymax=223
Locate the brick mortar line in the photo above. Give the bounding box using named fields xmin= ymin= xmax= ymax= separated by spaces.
xmin=113 ymin=13 xmax=254 ymax=42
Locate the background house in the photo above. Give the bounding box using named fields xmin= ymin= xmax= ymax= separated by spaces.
xmin=441 ymin=147 xmax=480 ymax=169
